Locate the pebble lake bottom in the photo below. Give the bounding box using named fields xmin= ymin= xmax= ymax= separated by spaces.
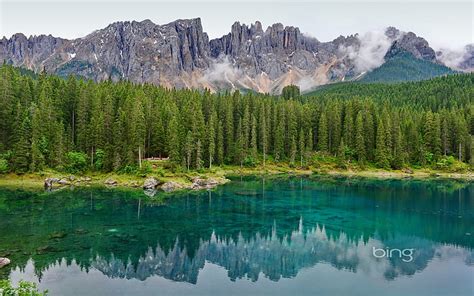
xmin=0 ymin=176 xmax=472 ymax=296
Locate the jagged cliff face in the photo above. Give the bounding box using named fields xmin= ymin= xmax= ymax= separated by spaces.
xmin=0 ymin=18 xmax=462 ymax=93
xmin=207 ymin=21 xmax=359 ymax=93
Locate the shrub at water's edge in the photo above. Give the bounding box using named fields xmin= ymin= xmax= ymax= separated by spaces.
xmin=0 ymin=279 xmax=47 ymax=296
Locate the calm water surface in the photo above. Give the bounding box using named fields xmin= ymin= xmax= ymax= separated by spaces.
xmin=0 ymin=176 xmax=473 ymax=296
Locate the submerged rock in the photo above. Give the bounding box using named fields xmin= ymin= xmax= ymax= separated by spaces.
xmin=0 ymin=257 xmax=10 ymax=268
xmin=49 ymin=231 xmax=67 ymax=239
xmin=75 ymin=228 xmax=88 ymax=234
xmin=143 ymin=189 xmax=157 ymax=197
xmin=36 ymin=245 xmax=54 ymax=253
xmin=235 ymin=191 xmax=261 ymax=196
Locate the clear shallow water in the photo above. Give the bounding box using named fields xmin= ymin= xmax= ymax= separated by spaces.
xmin=0 ymin=176 xmax=472 ymax=296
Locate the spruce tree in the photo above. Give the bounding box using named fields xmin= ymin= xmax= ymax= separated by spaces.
xmin=167 ymin=116 xmax=181 ymax=165
xmin=235 ymin=119 xmax=245 ymax=167
xmin=290 ymin=135 xmax=297 ymax=165
xmin=250 ymin=115 xmax=258 ymax=159
xmin=196 ymin=139 xmax=203 ymax=170
xmin=208 ymin=113 xmax=216 ymax=169
xmin=12 ymin=110 xmax=31 ymax=173
xmin=259 ymin=104 xmax=267 ymax=167
xmin=307 ymin=129 xmax=313 ymax=152
xmin=185 ymin=131 xmax=193 ymax=171
xmin=217 ymin=122 xmax=224 ymax=165
xmin=355 ymin=112 xmax=366 ymax=162
xmin=317 ymin=112 xmax=328 ymax=152
xmin=299 ymin=129 xmax=305 ymax=167
xmin=375 ymin=119 xmax=390 ymax=169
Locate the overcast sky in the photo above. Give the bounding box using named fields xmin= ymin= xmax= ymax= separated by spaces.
xmin=1 ymin=0 xmax=472 ymax=50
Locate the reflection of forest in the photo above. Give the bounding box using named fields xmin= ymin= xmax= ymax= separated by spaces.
xmin=0 ymin=177 xmax=472 ymax=283
xmin=7 ymin=223 xmax=474 ymax=284
xmin=90 ymin=223 xmax=473 ymax=283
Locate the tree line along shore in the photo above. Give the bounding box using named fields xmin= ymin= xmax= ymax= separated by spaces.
xmin=0 ymin=65 xmax=472 ymax=182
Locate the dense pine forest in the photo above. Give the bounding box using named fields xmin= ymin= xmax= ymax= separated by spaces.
xmin=0 ymin=64 xmax=472 ymax=175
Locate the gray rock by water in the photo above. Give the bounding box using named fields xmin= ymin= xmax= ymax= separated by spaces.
xmin=0 ymin=257 xmax=10 ymax=268
xmin=44 ymin=177 xmax=60 ymax=189
xmin=191 ymin=177 xmax=226 ymax=190
xmin=143 ymin=177 xmax=160 ymax=189
xmin=57 ymin=179 xmax=70 ymax=185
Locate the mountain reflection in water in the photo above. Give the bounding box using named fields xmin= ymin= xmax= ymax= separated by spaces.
xmin=0 ymin=176 xmax=472 ymax=295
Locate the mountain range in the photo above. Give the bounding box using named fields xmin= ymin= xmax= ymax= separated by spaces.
xmin=1 ymin=18 xmax=472 ymax=93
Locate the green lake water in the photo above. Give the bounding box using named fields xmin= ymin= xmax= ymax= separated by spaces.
xmin=0 ymin=176 xmax=473 ymax=296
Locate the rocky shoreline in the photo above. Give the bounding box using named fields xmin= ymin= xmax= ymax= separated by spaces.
xmin=0 ymin=167 xmax=471 ymax=196
xmin=43 ymin=175 xmax=230 ymax=196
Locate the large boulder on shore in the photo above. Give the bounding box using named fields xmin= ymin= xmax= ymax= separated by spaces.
xmin=191 ymin=177 xmax=227 ymax=190
xmin=0 ymin=257 xmax=10 ymax=268
xmin=44 ymin=178 xmax=59 ymax=189
xmin=143 ymin=177 xmax=160 ymax=189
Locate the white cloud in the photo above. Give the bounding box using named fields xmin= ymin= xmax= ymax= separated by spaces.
xmin=339 ymin=30 xmax=393 ymax=73
xmin=200 ymin=56 xmax=243 ymax=86
xmin=295 ymin=76 xmax=316 ymax=92
xmin=436 ymin=45 xmax=472 ymax=70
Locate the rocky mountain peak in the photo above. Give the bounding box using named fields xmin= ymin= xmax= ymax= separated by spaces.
xmin=385 ymin=26 xmax=401 ymax=39
xmin=0 ymin=18 xmax=464 ymax=94
xmin=384 ymin=29 xmax=436 ymax=62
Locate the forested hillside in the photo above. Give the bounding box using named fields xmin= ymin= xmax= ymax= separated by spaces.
xmin=359 ymin=52 xmax=455 ymax=83
xmin=0 ymin=65 xmax=472 ymax=174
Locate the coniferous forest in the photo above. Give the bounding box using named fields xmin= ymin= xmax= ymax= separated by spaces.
xmin=0 ymin=64 xmax=472 ymax=174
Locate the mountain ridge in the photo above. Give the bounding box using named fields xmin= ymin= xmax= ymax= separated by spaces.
xmin=0 ymin=18 xmax=468 ymax=93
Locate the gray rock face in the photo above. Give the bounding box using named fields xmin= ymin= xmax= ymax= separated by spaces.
xmin=191 ymin=177 xmax=229 ymax=190
xmin=0 ymin=19 xmax=451 ymax=93
xmin=209 ymin=21 xmax=321 ymax=78
xmin=1 ymin=18 xmax=211 ymax=89
xmin=44 ymin=177 xmax=60 ymax=189
xmin=57 ymin=178 xmax=70 ymax=185
xmin=0 ymin=34 xmax=65 ymax=72
xmin=143 ymin=177 xmax=160 ymax=189
xmin=0 ymin=257 xmax=10 ymax=268
xmin=384 ymin=27 xmax=436 ymax=62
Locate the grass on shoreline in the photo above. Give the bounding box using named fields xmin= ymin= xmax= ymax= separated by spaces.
xmin=0 ymin=159 xmax=472 ymax=190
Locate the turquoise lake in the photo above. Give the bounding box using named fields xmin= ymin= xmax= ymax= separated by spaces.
xmin=0 ymin=176 xmax=473 ymax=295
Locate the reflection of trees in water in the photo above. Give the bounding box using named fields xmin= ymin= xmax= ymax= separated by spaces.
xmin=89 ymin=220 xmax=473 ymax=283
xmin=1 ymin=178 xmax=473 ymax=283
